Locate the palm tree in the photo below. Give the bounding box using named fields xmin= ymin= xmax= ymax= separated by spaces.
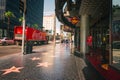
xmin=4 ymin=11 xmax=15 ymax=38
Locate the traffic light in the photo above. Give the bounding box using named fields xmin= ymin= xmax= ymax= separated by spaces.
xmin=19 ymin=0 xmax=24 ymax=13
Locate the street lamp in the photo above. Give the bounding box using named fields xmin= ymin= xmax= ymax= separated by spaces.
xmin=53 ymin=14 xmax=56 ymax=44
xmin=21 ymin=0 xmax=26 ymax=54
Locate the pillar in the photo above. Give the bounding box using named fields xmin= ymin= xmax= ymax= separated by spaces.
xmin=80 ymin=15 xmax=89 ymax=57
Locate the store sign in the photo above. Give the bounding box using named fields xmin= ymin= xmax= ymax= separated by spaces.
xmin=71 ymin=17 xmax=79 ymax=24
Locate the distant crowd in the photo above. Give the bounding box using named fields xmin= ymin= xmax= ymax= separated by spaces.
xmin=61 ymin=39 xmax=73 ymax=43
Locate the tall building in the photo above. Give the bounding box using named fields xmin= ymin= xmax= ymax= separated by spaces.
xmin=43 ymin=14 xmax=56 ymax=35
xmin=26 ymin=0 xmax=44 ymax=28
xmin=0 ymin=0 xmax=44 ymax=38
xmin=0 ymin=0 xmax=20 ymax=38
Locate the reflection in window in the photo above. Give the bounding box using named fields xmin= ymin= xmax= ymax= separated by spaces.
xmin=0 ymin=0 xmax=6 ymax=20
xmin=112 ymin=0 xmax=120 ymax=70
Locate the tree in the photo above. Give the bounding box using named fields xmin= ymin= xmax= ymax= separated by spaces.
xmin=4 ymin=11 xmax=15 ymax=38
xmin=19 ymin=16 xmax=23 ymax=25
xmin=32 ymin=24 xmax=39 ymax=29
xmin=113 ymin=5 xmax=120 ymax=13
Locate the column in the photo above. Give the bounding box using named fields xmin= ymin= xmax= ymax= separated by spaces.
xmin=80 ymin=15 xmax=89 ymax=57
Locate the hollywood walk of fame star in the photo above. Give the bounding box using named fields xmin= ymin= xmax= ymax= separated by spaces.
xmin=50 ymin=55 xmax=58 ymax=58
xmin=42 ymin=53 xmax=48 ymax=55
xmin=30 ymin=57 xmax=41 ymax=61
xmin=113 ymin=60 xmax=118 ymax=63
xmin=0 ymin=66 xmax=24 ymax=75
xmin=36 ymin=62 xmax=52 ymax=67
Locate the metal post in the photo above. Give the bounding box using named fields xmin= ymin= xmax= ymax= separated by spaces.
xmin=109 ymin=0 xmax=112 ymax=65
xmin=53 ymin=14 xmax=56 ymax=44
xmin=60 ymin=24 xmax=63 ymax=43
xmin=22 ymin=0 xmax=26 ymax=54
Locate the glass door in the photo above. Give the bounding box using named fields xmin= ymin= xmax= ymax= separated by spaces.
xmin=112 ymin=0 xmax=120 ymax=70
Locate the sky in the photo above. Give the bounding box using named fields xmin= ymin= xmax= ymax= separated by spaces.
xmin=113 ymin=0 xmax=120 ymax=5
xmin=44 ymin=0 xmax=60 ymax=34
xmin=44 ymin=0 xmax=55 ymax=15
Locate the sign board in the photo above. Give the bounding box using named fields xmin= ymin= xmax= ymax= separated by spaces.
xmin=71 ymin=17 xmax=79 ymax=24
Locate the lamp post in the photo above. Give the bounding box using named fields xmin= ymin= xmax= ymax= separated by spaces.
xmin=21 ymin=0 xmax=26 ymax=54
xmin=53 ymin=14 xmax=56 ymax=44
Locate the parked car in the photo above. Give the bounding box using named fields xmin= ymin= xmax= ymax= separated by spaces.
xmin=0 ymin=37 xmax=15 ymax=45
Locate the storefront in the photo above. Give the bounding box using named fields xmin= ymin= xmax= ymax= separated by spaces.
xmin=111 ymin=0 xmax=120 ymax=70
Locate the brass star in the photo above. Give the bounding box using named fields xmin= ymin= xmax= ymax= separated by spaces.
xmin=0 ymin=66 xmax=24 ymax=75
xmin=36 ymin=62 xmax=52 ymax=67
xmin=30 ymin=57 xmax=41 ymax=61
xmin=50 ymin=55 xmax=58 ymax=58
xmin=113 ymin=60 xmax=119 ymax=63
xmin=42 ymin=53 xmax=48 ymax=55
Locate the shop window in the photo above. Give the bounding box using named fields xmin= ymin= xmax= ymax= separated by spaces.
xmin=112 ymin=0 xmax=120 ymax=70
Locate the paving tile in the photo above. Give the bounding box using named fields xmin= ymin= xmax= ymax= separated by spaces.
xmin=0 ymin=43 xmax=104 ymax=80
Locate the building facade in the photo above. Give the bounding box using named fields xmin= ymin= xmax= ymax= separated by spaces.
xmin=43 ymin=14 xmax=55 ymax=35
xmin=0 ymin=0 xmax=20 ymax=38
xmin=0 ymin=0 xmax=44 ymax=38
xmin=26 ymin=0 xmax=44 ymax=28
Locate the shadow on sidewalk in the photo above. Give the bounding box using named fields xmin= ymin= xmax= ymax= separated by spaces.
xmin=74 ymin=51 xmax=105 ymax=80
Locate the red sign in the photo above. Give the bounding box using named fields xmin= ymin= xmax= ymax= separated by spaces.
xmin=87 ymin=36 xmax=92 ymax=46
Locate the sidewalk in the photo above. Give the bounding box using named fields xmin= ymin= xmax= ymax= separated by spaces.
xmin=0 ymin=43 xmax=104 ymax=80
